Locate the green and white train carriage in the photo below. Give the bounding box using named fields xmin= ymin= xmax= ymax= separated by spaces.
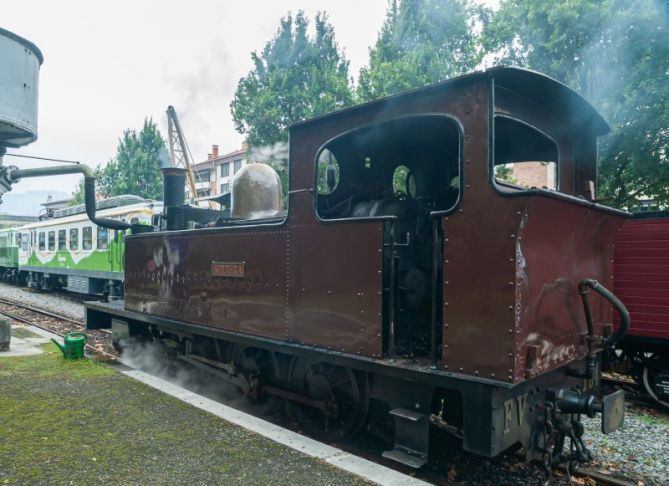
xmin=18 ymin=196 xmax=162 ymax=297
xmin=0 ymin=227 xmax=21 ymax=282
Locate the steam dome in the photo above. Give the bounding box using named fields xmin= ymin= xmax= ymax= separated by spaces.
xmin=231 ymin=163 xmax=283 ymax=220
xmin=0 ymin=27 xmax=43 ymax=148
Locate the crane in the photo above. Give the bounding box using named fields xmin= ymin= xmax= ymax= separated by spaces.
xmin=166 ymin=105 xmax=199 ymax=203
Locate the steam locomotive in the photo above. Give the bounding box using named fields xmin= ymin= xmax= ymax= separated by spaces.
xmin=85 ymin=67 xmax=630 ymax=470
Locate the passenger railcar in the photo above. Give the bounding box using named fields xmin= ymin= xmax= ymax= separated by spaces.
xmin=86 ymin=67 xmax=629 ymax=470
xmin=613 ymin=211 xmax=669 ymax=407
xmin=18 ymin=196 xmax=161 ymax=297
xmin=0 ymin=227 xmax=20 ymax=282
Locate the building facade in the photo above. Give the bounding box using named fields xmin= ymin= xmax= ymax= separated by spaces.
xmin=190 ymin=144 xmax=248 ymax=201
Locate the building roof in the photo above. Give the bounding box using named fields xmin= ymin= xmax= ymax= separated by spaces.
xmin=193 ymin=147 xmax=245 ymax=169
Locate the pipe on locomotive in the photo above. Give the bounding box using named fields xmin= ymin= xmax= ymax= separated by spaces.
xmin=8 ymin=164 xmax=132 ymax=231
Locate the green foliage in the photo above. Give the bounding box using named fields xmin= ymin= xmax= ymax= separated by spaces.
xmin=357 ymin=0 xmax=481 ymax=101
xmin=72 ymin=119 xmax=166 ymax=202
xmin=482 ymin=0 xmax=669 ymax=209
xmin=231 ymin=11 xmax=353 ymax=149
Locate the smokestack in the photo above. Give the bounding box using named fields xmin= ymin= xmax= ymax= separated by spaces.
xmin=212 ymin=145 xmax=219 ymax=158
xmin=161 ymin=167 xmax=186 ymax=231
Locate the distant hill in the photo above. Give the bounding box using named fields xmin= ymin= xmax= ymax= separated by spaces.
xmin=0 ymin=191 xmax=70 ymax=216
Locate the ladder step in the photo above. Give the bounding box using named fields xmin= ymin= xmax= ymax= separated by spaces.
xmin=382 ymin=449 xmax=428 ymax=469
xmin=388 ymin=407 xmax=425 ymax=422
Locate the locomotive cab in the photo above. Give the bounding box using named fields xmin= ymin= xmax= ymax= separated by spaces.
xmin=316 ymin=115 xmax=461 ymax=355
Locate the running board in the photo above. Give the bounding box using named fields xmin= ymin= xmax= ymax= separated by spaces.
xmin=382 ymin=407 xmax=429 ymax=468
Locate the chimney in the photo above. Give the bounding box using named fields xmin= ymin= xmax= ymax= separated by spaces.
xmin=207 ymin=153 xmax=213 ymax=160
xmin=212 ymin=144 xmax=219 ymax=158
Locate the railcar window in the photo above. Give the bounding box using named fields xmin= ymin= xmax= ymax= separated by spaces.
xmin=315 ymin=115 xmax=461 ymax=220
xmin=97 ymin=227 xmax=109 ymax=250
xmin=70 ymin=228 xmax=79 ymax=250
xmin=58 ymin=230 xmax=66 ymax=250
xmin=21 ymin=233 xmax=28 ymax=251
xmin=48 ymin=231 xmax=55 ymax=251
xmin=82 ymin=227 xmax=92 ymax=250
xmin=493 ymin=117 xmax=558 ymax=192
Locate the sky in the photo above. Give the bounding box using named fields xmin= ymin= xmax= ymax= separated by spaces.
xmin=2 ymin=0 xmax=389 ymax=196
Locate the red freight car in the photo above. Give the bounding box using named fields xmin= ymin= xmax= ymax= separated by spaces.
xmin=614 ymin=212 xmax=669 ymax=407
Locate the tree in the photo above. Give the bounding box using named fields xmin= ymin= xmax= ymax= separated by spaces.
xmin=357 ymin=0 xmax=481 ymax=102
xmin=231 ymin=11 xmax=353 ymax=148
xmin=482 ymin=0 xmax=669 ymax=209
xmin=72 ymin=118 xmax=166 ymax=203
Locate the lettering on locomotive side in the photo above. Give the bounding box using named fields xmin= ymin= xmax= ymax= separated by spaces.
xmin=503 ymin=393 xmax=528 ymax=434
xmin=211 ymin=261 xmax=245 ymax=278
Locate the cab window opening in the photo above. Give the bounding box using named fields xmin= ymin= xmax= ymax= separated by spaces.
xmin=493 ymin=116 xmax=558 ymax=192
xmin=315 ymin=115 xmax=461 ymax=221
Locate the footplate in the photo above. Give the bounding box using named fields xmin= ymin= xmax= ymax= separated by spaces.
xmin=382 ymin=408 xmax=429 ymax=469
xmin=601 ymin=389 xmax=624 ymax=434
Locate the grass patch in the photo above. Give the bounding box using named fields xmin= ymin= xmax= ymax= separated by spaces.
xmin=639 ymin=413 xmax=669 ymax=427
xmin=0 ymin=344 xmax=370 ymax=485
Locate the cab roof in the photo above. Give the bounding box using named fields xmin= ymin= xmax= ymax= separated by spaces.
xmin=292 ymin=66 xmax=609 ymax=137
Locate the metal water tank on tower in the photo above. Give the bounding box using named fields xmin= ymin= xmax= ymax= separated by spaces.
xmin=0 ymin=27 xmax=43 ymax=197
xmin=0 ymin=27 xmax=43 ymax=149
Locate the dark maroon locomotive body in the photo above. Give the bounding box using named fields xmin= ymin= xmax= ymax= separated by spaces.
xmin=86 ymin=67 xmax=629 ymax=468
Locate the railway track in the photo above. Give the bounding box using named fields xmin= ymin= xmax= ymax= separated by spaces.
xmin=0 ymin=296 xmax=117 ymax=360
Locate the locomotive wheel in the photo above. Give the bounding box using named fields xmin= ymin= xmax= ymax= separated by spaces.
xmin=641 ymin=356 xmax=669 ymax=409
xmin=288 ymin=358 xmax=368 ymax=442
xmin=229 ymin=345 xmax=282 ymax=415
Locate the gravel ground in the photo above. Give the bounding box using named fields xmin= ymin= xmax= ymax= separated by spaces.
xmin=0 ymin=282 xmax=86 ymax=321
xmin=1 ymin=282 xmax=667 ymax=484
xmin=583 ymin=403 xmax=669 ymax=485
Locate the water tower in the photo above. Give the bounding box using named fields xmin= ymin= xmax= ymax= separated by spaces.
xmin=0 ymin=27 xmax=43 ymax=197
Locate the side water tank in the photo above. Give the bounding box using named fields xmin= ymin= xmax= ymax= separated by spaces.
xmin=0 ymin=27 xmax=43 ymax=148
xmin=231 ymin=163 xmax=283 ymax=219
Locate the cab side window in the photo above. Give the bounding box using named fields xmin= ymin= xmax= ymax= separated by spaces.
xmin=38 ymin=232 xmax=45 ymax=251
xmin=48 ymin=231 xmax=55 ymax=251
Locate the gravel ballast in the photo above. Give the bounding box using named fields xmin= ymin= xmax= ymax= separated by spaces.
xmin=0 ymin=282 xmax=86 ymax=321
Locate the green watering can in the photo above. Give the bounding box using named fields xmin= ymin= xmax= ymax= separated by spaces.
xmin=52 ymin=332 xmax=88 ymax=360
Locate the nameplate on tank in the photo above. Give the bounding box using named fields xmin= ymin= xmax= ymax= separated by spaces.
xmin=211 ymin=261 xmax=245 ymax=278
